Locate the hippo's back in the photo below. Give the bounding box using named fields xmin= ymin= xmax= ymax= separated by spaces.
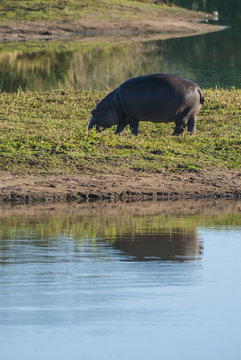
xmin=118 ymin=74 xmax=202 ymax=123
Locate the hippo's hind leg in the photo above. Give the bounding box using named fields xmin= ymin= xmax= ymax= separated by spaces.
xmin=173 ymin=107 xmax=193 ymax=135
xmin=187 ymin=116 xmax=197 ymax=135
xmin=172 ymin=117 xmax=188 ymax=135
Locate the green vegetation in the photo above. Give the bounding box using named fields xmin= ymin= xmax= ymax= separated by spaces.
xmin=0 ymin=39 xmax=112 ymax=54
xmin=0 ymin=0 xmax=195 ymax=22
xmin=0 ymin=88 xmax=240 ymax=174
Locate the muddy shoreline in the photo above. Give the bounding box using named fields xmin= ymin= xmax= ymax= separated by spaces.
xmin=0 ymin=17 xmax=223 ymax=43
xmin=1 ymin=198 xmax=241 ymax=219
xmin=1 ymin=169 xmax=240 ymax=204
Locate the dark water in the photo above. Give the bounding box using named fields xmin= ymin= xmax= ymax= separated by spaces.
xmin=1 ymin=1 xmax=241 ymax=92
xmin=175 ymin=0 xmax=241 ymax=27
xmin=1 ymin=201 xmax=241 ymax=360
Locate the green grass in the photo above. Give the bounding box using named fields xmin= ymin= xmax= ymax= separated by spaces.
xmin=0 ymin=38 xmax=115 ymax=54
xmin=0 ymin=0 xmax=202 ymax=22
xmin=0 ymin=88 xmax=241 ymax=174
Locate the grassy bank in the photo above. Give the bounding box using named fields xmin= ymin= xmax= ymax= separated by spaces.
xmin=0 ymin=0 xmax=199 ymax=22
xmin=0 ymin=0 xmax=223 ymax=44
xmin=0 ymin=88 xmax=240 ymax=174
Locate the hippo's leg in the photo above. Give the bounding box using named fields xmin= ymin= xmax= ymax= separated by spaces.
xmin=115 ymin=122 xmax=128 ymax=134
xmin=172 ymin=117 xmax=188 ymax=135
xmin=187 ymin=116 xmax=197 ymax=135
xmin=128 ymin=118 xmax=139 ymax=136
xmin=172 ymin=108 xmax=190 ymax=135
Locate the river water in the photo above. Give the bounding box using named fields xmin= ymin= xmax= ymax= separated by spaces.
xmin=0 ymin=1 xmax=241 ymax=91
xmin=0 ymin=201 xmax=241 ymax=360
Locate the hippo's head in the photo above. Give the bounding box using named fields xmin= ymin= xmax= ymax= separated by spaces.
xmin=88 ymin=102 xmax=119 ymax=131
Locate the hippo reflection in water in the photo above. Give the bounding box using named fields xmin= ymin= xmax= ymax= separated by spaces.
xmin=88 ymin=73 xmax=204 ymax=136
xmin=109 ymin=229 xmax=201 ymax=262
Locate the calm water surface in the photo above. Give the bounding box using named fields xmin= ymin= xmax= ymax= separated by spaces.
xmin=0 ymin=201 xmax=241 ymax=360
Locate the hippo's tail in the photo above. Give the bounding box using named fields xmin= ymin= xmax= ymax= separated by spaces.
xmin=198 ymin=88 xmax=204 ymax=105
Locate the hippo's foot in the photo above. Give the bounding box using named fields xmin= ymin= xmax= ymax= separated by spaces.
xmin=172 ymin=128 xmax=184 ymax=136
xmin=115 ymin=122 xmax=128 ymax=134
xmin=187 ymin=116 xmax=197 ymax=135
xmin=96 ymin=125 xmax=102 ymax=132
xmin=128 ymin=119 xmax=139 ymax=136
xmin=173 ymin=116 xmax=189 ymax=135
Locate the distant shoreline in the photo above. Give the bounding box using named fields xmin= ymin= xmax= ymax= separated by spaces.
xmin=0 ymin=7 xmax=223 ymax=43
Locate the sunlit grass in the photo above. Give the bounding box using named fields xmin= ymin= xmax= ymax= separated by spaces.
xmin=0 ymin=0 xmax=196 ymax=22
xmin=0 ymin=88 xmax=240 ymax=174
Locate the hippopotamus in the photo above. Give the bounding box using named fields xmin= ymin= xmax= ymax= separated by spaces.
xmin=88 ymin=73 xmax=204 ymax=135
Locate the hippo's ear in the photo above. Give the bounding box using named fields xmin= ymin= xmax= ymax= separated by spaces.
xmin=92 ymin=103 xmax=104 ymax=116
xmin=99 ymin=103 xmax=104 ymax=110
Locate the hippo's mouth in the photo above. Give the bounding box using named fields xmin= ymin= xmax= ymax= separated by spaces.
xmin=88 ymin=117 xmax=95 ymax=130
xmin=88 ymin=117 xmax=102 ymax=132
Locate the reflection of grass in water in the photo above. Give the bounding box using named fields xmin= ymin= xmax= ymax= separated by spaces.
xmin=0 ymin=41 xmax=158 ymax=92
xmin=2 ymin=30 xmax=241 ymax=91
xmin=1 ymin=212 xmax=241 ymax=243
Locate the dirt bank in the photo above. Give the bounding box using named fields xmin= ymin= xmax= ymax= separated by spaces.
xmin=1 ymin=169 xmax=240 ymax=204
xmin=0 ymin=17 xmax=223 ymax=42
xmin=1 ymin=198 xmax=241 ymax=220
